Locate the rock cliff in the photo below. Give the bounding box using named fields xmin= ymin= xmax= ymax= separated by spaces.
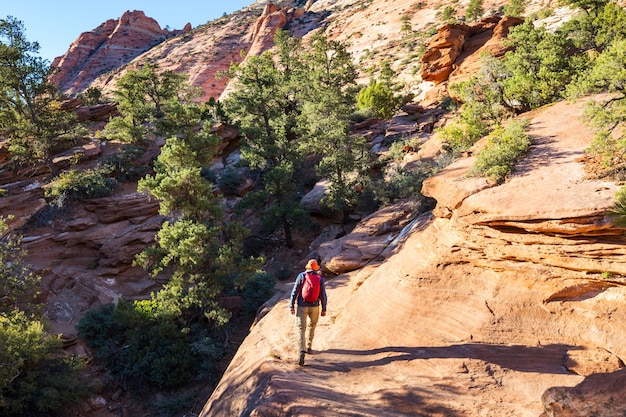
xmin=201 ymin=96 xmax=626 ymax=416
xmin=51 ymin=10 xmax=189 ymax=96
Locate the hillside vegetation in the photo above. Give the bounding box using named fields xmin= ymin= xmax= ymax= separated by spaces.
xmin=1 ymin=0 xmax=626 ymax=416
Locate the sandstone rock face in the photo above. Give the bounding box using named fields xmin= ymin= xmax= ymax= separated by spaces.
xmin=28 ymin=1 xmax=626 ymax=415
xmin=421 ymin=16 xmax=523 ymax=85
xmin=420 ymin=23 xmax=468 ymax=83
xmin=49 ymin=0 xmax=521 ymax=108
xmin=201 ymin=96 xmax=626 ymax=417
xmin=244 ymin=2 xmax=289 ymax=58
xmin=61 ymin=97 xmax=119 ymax=122
xmin=67 ymin=3 xmax=307 ymax=102
xmin=52 ymin=0 xmax=517 ymax=104
xmin=0 ymin=118 xmax=248 ymax=339
xmin=24 ymin=191 xmax=163 ymax=335
xmin=51 ymin=10 xmax=189 ymax=96
xmin=317 ymin=199 xmax=428 ymax=274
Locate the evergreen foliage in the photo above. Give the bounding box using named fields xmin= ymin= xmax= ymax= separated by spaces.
xmin=0 ymin=218 xmax=89 ymax=416
xmin=0 ymin=218 xmax=40 ymax=316
xmin=466 ymin=0 xmax=485 ymax=21
xmin=103 ymin=62 xmax=190 ymax=143
xmin=77 ymin=300 xmax=223 ymax=391
xmin=440 ymin=54 xmax=513 ymax=154
xmin=356 ymin=62 xmax=406 ymax=119
xmin=299 ymin=34 xmax=372 ymax=221
xmin=608 ymin=186 xmax=626 ymax=227
xmin=440 ymin=6 xmax=457 ymax=23
xmin=44 ymin=167 xmax=116 ymax=203
xmin=575 ymin=39 xmax=626 ymax=168
xmin=138 ymin=158 xmax=261 ymax=324
xmin=503 ymin=0 xmax=526 ymax=17
xmin=6 ymin=0 xmax=626 ymax=408
xmin=224 ymin=31 xmax=307 ymax=246
xmin=400 ymin=15 xmax=412 ymax=35
xmin=101 ymin=144 xmax=149 ymax=182
xmin=238 ymin=271 xmax=276 ymax=315
xmin=558 ymin=0 xmax=609 ymax=16
xmin=0 ymin=312 xmax=89 ymax=417
xmin=134 ymin=73 xmax=263 ymax=322
xmin=565 ymin=3 xmax=626 ymax=172
xmin=471 ymin=119 xmax=531 ymax=182
xmin=501 ymin=22 xmax=575 ymax=112
xmin=0 ymin=17 xmax=86 ymax=175
xmin=217 ymin=166 xmax=245 ymax=196
xmin=77 ymin=86 xmax=106 ymax=105
xmin=225 ymin=30 xmax=372 ymax=235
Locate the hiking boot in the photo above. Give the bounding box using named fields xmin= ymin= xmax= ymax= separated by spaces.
xmin=306 ymin=347 xmax=312 ymax=354
xmin=298 ymin=351 xmax=306 ymax=366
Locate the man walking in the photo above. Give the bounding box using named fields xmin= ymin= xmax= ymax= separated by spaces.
xmin=290 ymin=259 xmax=328 ymax=366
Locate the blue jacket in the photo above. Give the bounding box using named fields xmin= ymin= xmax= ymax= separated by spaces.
xmin=289 ymin=270 xmax=327 ymax=312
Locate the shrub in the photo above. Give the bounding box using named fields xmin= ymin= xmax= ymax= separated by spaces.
xmin=356 ymin=62 xmax=407 ymax=120
xmin=608 ymin=186 xmax=626 ymax=227
xmin=77 ymin=300 xmax=225 ymax=392
xmin=440 ymin=6 xmax=457 ymax=23
xmin=437 ymin=109 xmax=489 ymax=154
xmin=78 ymin=86 xmax=106 ymax=105
xmin=217 ymin=167 xmax=244 ymax=196
xmin=371 ymin=160 xmax=439 ymax=206
xmin=0 ymin=217 xmax=41 ymax=316
xmin=201 ymin=166 xmax=218 ymax=183
xmin=101 ymin=145 xmax=149 ymax=182
xmin=356 ymin=80 xmax=399 ymax=119
xmin=0 ymin=311 xmax=90 ymax=417
xmin=466 ymin=0 xmax=484 ymax=21
xmin=571 ymin=39 xmax=626 ymax=171
xmin=151 ymin=393 xmax=196 ymax=417
xmin=44 ymin=168 xmax=116 ymax=202
xmin=438 ymin=122 xmax=477 ymax=153
xmin=471 ymin=119 xmax=531 ymax=182
xmin=503 ymin=0 xmax=525 ymax=17
xmin=238 ymin=271 xmax=276 ymax=315
xmin=501 ymin=22 xmax=575 ymax=112
xmin=535 ymin=7 xmax=554 ymax=19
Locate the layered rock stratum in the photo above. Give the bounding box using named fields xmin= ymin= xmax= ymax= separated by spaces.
xmin=51 ymin=10 xmax=189 ymax=96
xmin=201 ymin=97 xmax=626 ymax=416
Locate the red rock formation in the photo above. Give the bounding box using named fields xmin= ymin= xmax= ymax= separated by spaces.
xmin=65 ymin=2 xmax=309 ymax=102
xmin=420 ymin=16 xmax=523 ymax=85
xmin=448 ymin=15 xmax=524 ymax=85
xmin=201 ymin=95 xmax=626 ymax=417
xmin=243 ymin=2 xmax=305 ymax=58
xmin=60 ymin=98 xmax=118 ymax=122
xmin=51 ymin=10 xmax=190 ymax=96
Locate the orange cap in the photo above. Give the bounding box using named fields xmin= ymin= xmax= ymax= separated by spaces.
xmin=306 ymin=259 xmax=320 ymax=271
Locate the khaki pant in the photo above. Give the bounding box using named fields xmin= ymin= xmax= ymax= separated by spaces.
xmin=295 ymin=305 xmax=319 ymax=353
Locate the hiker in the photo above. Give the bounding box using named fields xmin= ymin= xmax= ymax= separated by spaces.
xmin=289 ymin=258 xmax=328 ymax=366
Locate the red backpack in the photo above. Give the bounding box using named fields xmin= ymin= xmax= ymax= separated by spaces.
xmin=302 ymin=272 xmax=321 ymax=302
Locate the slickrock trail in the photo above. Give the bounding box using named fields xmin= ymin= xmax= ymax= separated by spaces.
xmin=202 ymin=96 xmax=626 ymax=417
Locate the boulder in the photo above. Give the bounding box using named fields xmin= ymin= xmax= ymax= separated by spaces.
xmin=318 ymin=199 xmax=421 ymax=274
xmin=300 ymin=180 xmax=330 ymax=214
xmin=541 ymin=368 xmax=626 ymax=417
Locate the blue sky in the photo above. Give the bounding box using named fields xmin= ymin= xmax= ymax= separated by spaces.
xmin=3 ymin=0 xmax=253 ymax=62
